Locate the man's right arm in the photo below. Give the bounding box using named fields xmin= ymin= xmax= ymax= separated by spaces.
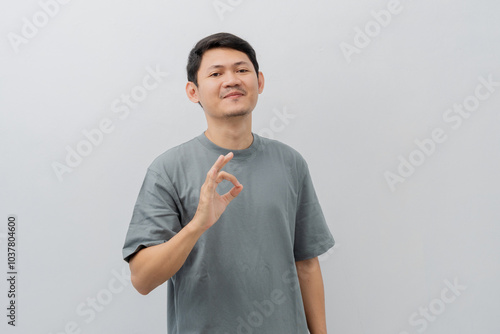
xmin=129 ymin=217 xmax=205 ymax=295
xmin=129 ymin=152 xmax=242 ymax=295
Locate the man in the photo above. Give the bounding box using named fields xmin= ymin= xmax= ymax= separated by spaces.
xmin=122 ymin=32 xmax=335 ymax=334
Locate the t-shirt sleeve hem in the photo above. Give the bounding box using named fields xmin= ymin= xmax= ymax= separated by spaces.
xmin=294 ymin=238 xmax=335 ymax=262
xmin=122 ymin=240 xmax=166 ymax=263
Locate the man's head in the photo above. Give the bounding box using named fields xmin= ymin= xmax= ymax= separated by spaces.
xmin=185 ymin=33 xmax=264 ymax=119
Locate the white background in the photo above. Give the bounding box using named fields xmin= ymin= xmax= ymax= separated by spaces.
xmin=1 ymin=0 xmax=499 ymax=333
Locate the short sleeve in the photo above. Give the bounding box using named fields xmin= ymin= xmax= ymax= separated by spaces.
xmin=122 ymin=168 xmax=182 ymax=263
xmin=293 ymin=160 xmax=335 ymax=261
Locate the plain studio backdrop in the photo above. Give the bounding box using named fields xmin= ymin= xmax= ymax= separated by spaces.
xmin=1 ymin=0 xmax=499 ymax=333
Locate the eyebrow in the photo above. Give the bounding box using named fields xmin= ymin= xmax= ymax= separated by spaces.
xmin=206 ymin=61 xmax=251 ymax=71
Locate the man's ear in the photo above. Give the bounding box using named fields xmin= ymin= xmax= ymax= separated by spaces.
xmin=186 ymin=81 xmax=200 ymax=103
xmin=258 ymin=71 xmax=265 ymax=94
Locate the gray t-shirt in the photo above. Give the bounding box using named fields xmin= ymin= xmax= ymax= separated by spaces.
xmin=123 ymin=132 xmax=335 ymax=334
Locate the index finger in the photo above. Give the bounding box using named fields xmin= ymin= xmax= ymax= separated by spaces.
xmin=212 ymin=152 xmax=234 ymax=172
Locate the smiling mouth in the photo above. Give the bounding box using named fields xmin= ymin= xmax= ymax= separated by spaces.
xmin=223 ymin=91 xmax=245 ymax=99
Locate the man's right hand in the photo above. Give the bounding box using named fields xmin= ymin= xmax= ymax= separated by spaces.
xmin=130 ymin=152 xmax=243 ymax=295
xmin=192 ymin=152 xmax=243 ymax=232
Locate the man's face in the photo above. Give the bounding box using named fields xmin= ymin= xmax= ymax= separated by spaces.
xmin=186 ymin=48 xmax=264 ymax=119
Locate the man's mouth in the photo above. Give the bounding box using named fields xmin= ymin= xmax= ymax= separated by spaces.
xmin=223 ymin=91 xmax=245 ymax=99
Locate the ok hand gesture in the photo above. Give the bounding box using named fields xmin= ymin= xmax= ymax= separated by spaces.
xmin=192 ymin=152 xmax=243 ymax=232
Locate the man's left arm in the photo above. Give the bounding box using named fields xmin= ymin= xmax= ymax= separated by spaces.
xmin=296 ymin=256 xmax=327 ymax=334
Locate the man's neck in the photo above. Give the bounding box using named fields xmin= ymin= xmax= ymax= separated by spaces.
xmin=204 ymin=116 xmax=253 ymax=150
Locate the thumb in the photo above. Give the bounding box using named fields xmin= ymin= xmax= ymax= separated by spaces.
xmin=221 ymin=184 xmax=243 ymax=204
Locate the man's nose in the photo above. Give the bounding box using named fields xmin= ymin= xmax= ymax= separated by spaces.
xmin=222 ymin=71 xmax=242 ymax=87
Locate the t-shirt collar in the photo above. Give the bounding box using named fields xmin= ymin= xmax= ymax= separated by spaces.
xmin=196 ymin=131 xmax=261 ymax=160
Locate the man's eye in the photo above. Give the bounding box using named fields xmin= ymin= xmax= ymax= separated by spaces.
xmin=210 ymin=73 xmax=221 ymax=77
xmin=237 ymin=69 xmax=249 ymax=73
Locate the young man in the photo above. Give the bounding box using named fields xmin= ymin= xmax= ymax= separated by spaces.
xmin=122 ymin=32 xmax=335 ymax=334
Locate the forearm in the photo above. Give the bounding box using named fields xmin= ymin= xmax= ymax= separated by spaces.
xmin=128 ymin=153 xmax=242 ymax=296
xmin=129 ymin=219 xmax=205 ymax=295
xmin=296 ymin=257 xmax=327 ymax=334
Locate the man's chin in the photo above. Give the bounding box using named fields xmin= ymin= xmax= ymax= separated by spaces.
xmin=222 ymin=109 xmax=252 ymax=119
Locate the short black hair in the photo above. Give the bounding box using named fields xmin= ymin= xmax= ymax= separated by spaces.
xmin=187 ymin=32 xmax=259 ymax=86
